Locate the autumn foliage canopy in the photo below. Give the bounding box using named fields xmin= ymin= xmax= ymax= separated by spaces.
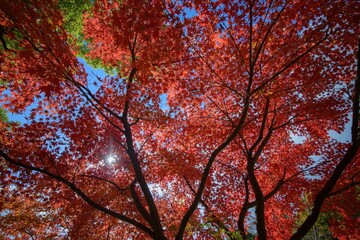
xmin=0 ymin=0 xmax=359 ymax=239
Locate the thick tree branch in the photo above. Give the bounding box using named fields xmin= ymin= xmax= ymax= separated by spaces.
xmin=290 ymin=37 xmax=360 ymax=240
xmin=0 ymin=150 xmax=155 ymax=238
xmin=249 ymin=98 xmax=270 ymax=155
xmin=183 ymin=177 xmax=231 ymax=234
xmin=238 ymin=176 xmax=250 ymax=240
xmin=108 ymin=40 xmax=167 ymax=239
xmin=245 ymin=106 xmax=276 ymax=240
xmin=247 ymin=157 xmax=267 ymax=240
xmin=122 ymin=67 xmax=137 ymax=118
xmin=122 ymin=101 xmax=165 ymax=239
xmin=176 ymin=94 xmax=251 ymax=240
xmin=130 ymin=180 xmax=153 ymax=228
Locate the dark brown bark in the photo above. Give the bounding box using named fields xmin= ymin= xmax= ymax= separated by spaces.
xmin=175 ymin=96 xmax=251 ymax=240
xmin=0 ymin=150 xmax=155 ymax=238
xmin=290 ymin=37 xmax=360 ymax=240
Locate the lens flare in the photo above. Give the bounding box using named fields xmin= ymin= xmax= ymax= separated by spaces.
xmin=106 ymin=155 xmax=115 ymax=164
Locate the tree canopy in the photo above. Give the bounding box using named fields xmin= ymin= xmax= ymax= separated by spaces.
xmin=0 ymin=0 xmax=359 ymax=239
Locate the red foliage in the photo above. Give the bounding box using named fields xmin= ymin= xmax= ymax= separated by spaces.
xmin=0 ymin=0 xmax=359 ymax=239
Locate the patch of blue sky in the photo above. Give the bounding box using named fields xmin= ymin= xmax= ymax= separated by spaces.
xmin=159 ymin=93 xmax=170 ymax=112
xmin=5 ymin=58 xmax=107 ymax=124
xmin=7 ymin=97 xmax=39 ymax=124
xmin=329 ymin=130 xmax=350 ymax=143
xmin=290 ymin=118 xmax=351 ymax=145
xmin=328 ymin=118 xmax=351 ymax=143
xmin=184 ymin=7 xmax=197 ymax=18
xmin=77 ymin=57 xmax=108 ymax=94
xmin=290 ymin=132 xmax=307 ymax=144
xmin=8 ymin=111 xmax=27 ymax=124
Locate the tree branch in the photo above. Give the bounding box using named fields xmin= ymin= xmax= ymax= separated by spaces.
xmin=0 ymin=150 xmax=155 ymax=238
xmin=130 ymin=180 xmax=153 ymax=228
xmin=175 ymin=94 xmax=251 ymax=240
xmin=79 ymin=174 xmax=130 ymax=193
xmin=251 ymin=31 xmax=330 ymax=96
xmin=290 ymin=37 xmax=360 ymax=240
xmin=183 ymin=177 xmax=231 ymax=234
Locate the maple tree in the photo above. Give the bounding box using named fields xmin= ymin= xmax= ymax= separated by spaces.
xmin=0 ymin=0 xmax=359 ymax=239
